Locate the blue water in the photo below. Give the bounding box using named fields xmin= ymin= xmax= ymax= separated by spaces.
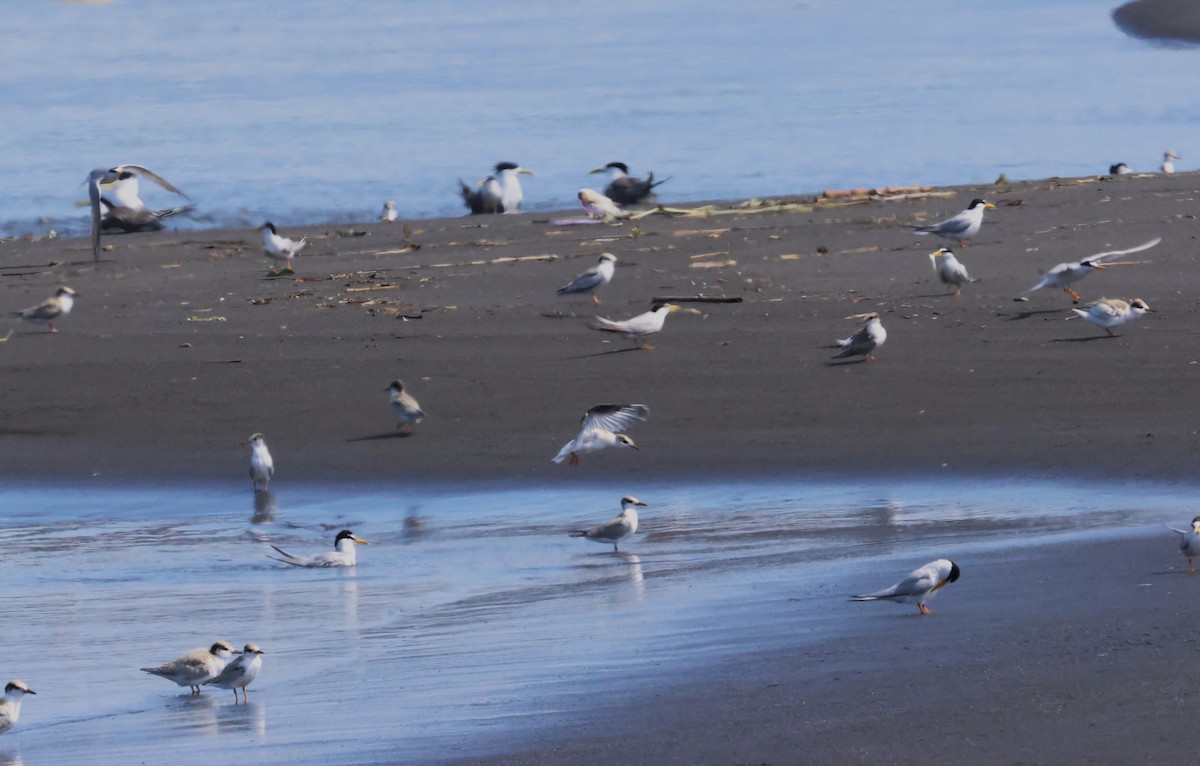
xmin=1 ymin=1 xmax=1195 ymax=238
xmin=0 ymin=477 xmax=1192 ymax=764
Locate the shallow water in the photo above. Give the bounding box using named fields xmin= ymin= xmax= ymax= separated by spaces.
xmin=0 ymin=477 xmax=1191 ymax=764
xmin=1 ymin=1 xmax=1195 ymax=237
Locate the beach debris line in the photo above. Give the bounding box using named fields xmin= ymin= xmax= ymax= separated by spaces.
xmin=850 ymin=559 xmax=961 ymax=616
xmin=570 ymin=496 xmax=647 ymax=552
xmin=553 ymin=404 xmax=648 ymax=466
xmin=830 ymin=312 xmax=887 ymax=363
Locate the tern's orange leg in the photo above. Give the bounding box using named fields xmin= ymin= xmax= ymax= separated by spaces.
xmin=1066 ymin=287 xmax=1080 ymax=302
xmin=592 ymin=294 xmax=601 ymax=305
xmin=569 ymin=452 xmax=579 ymax=466
xmin=919 ymin=604 xmax=932 ymax=615
xmin=957 ymin=239 xmax=966 ymax=248
xmin=1105 ymin=328 xmax=1118 ymax=338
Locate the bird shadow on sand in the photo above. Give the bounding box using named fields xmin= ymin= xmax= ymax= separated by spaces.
xmin=346 ymin=431 xmax=413 ymax=442
xmin=1000 ymin=308 xmax=1066 ymax=322
xmin=567 ymin=347 xmax=646 ymax=359
xmin=1048 ymin=335 xmax=1119 ymax=343
xmin=824 ymin=358 xmax=871 ymax=367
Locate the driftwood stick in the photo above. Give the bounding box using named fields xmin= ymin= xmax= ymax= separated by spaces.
xmin=651 ymin=295 xmax=744 ymax=304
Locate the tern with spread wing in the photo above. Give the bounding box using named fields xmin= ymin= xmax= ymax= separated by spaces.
xmin=86 ymin=164 xmax=190 ymax=261
xmin=553 ymin=404 xmax=648 ymax=465
xmin=1023 ymin=238 xmax=1160 ymax=303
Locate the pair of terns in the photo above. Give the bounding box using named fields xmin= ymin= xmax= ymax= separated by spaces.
xmin=85 ymin=164 xmax=192 ymax=261
xmin=143 ymin=641 xmax=265 ymax=703
xmin=557 ymin=253 xmax=694 ymax=348
xmin=460 ymin=161 xmax=668 ymax=215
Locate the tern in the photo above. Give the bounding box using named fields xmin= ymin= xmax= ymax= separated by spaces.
xmin=589 ymin=162 xmax=670 ymax=205
xmin=203 ymin=643 xmax=264 ymax=703
xmin=99 ymin=198 xmax=195 ymax=233
xmin=380 ymin=200 xmax=398 ymax=222
xmin=247 ymin=433 xmax=274 ymax=491
xmin=1022 ymin=238 xmax=1160 ymax=303
xmin=141 ymin=640 xmax=241 ymax=694
xmin=570 ymin=496 xmax=647 ymax=551
xmin=0 ymin=680 xmax=36 ymax=735
xmin=850 ymin=559 xmax=961 ymax=616
xmin=928 ymin=247 xmax=974 ymax=296
xmin=1069 ymin=297 xmax=1152 ymax=337
xmin=387 ymin=379 xmax=426 ymax=434
xmin=1108 ymin=162 xmax=1132 ymax=176
xmin=908 ymin=198 xmax=995 ymax=247
xmin=268 ymin=529 xmax=370 ymax=567
xmin=831 ymin=312 xmax=887 ymax=362
xmin=1168 ymin=516 xmax=1200 ymax=573
xmin=592 ymin=303 xmax=684 ymax=350
xmin=553 ymin=404 xmax=648 ymax=465
xmin=1162 ymin=150 xmax=1180 ymax=174
xmin=557 ymin=253 xmax=617 ymax=305
xmin=459 ymin=162 xmax=534 ymax=214
xmin=85 ymin=164 xmax=190 ymax=261
xmin=578 ymin=188 xmax=627 ymax=221
xmin=257 ymin=222 xmax=306 ymax=273
xmin=13 ymin=286 xmax=76 ymax=333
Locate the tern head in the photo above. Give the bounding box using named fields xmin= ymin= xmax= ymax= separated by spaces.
xmin=967 ymin=198 xmax=996 ymax=210
xmin=1191 ymin=516 xmax=1200 ymax=532
xmin=845 ymin=311 xmax=880 ymax=324
xmin=383 ymin=200 xmax=396 ymax=209
xmin=615 ymin=434 xmax=638 ymax=450
xmin=1079 ymin=259 xmax=1106 ymax=271
xmin=4 ymin=680 xmax=35 ymax=697
xmin=620 ymin=496 xmax=648 ymax=509
xmin=598 ymin=253 xmax=617 ymax=264
xmin=241 ymin=643 xmax=265 ymax=656
xmin=947 ymin=561 xmax=961 ymax=583
xmin=494 ymin=162 xmax=534 ymax=176
xmin=210 ymin=640 xmax=240 ymax=657
xmin=335 ymin=529 xmax=370 ymax=547
xmin=1129 ymin=298 xmax=1152 ymax=313
xmin=247 ymin=433 xmax=267 ymax=447
xmin=56 ymin=286 xmax=78 ymax=297
xmin=590 ymin=162 xmax=630 ymax=176
xmin=387 ymin=379 xmax=405 ymax=393
xmin=1165 ymin=150 xmax=1180 ymax=161
xmin=257 ymin=222 xmax=279 ymax=234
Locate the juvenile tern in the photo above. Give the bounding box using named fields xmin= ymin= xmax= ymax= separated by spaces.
xmin=268 ymin=529 xmax=370 ymax=567
xmin=86 ymin=164 xmax=190 ymax=261
xmin=850 ymin=559 xmax=961 ymax=616
xmin=578 ymin=188 xmax=627 ymax=221
xmin=387 ymin=380 xmax=426 ymax=434
xmin=459 ymin=162 xmax=534 ymax=214
xmin=592 ymin=303 xmax=683 ymax=350
xmin=1069 ymin=297 xmax=1152 ymax=337
xmin=203 ymin=643 xmax=264 ymax=703
xmin=928 ymin=247 xmax=974 ymax=296
xmin=1022 ymin=238 xmax=1160 ymax=303
xmin=141 ymin=640 xmax=241 ymax=694
xmin=908 ymin=198 xmax=995 ymax=247
xmin=0 ymin=680 xmax=36 ymax=735
xmin=557 ymin=253 xmax=617 ymax=305
xmin=248 ymin=433 xmax=274 ymax=491
xmin=1162 ymin=150 xmax=1180 ymax=174
xmin=830 ymin=312 xmax=886 ymax=362
xmin=570 ymin=496 xmax=647 ymax=551
xmin=589 ymin=162 xmax=670 ymax=205
xmin=257 ymin=222 xmax=306 ymax=273
xmin=553 ymin=403 xmax=648 ymax=466
xmin=1168 ymin=516 xmax=1200 ymax=573
xmin=380 ymin=200 xmax=398 ymax=222
xmin=1108 ymin=162 xmax=1132 ymax=176
xmin=14 ymin=286 xmax=76 ymax=333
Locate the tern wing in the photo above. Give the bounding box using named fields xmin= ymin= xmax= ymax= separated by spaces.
xmin=1086 ymin=237 xmax=1162 ymax=263
xmin=831 ymin=327 xmax=874 ymax=359
xmin=559 ymin=266 xmax=603 ymax=294
xmin=579 ymin=404 xmax=649 ymax=434
xmin=929 ymin=212 xmax=971 ymax=235
xmin=267 ymin=545 xmax=310 ymax=567
xmin=113 ymin=164 xmax=191 ymax=200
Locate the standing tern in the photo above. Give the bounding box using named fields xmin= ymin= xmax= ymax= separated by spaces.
xmin=380 ymin=200 xmax=398 ymax=222
xmin=850 ymin=559 xmax=961 ymax=616
xmin=570 ymin=496 xmax=647 ymax=551
xmin=589 ymin=162 xmax=670 ymax=205
xmin=268 ymin=529 xmax=370 ymax=567
xmin=203 ymin=643 xmax=264 ymax=703
xmin=459 ymin=162 xmax=534 ymax=214
xmin=592 ymin=303 xmax=684 ymax=350
xmin=831 ymin=312 xmax=887 ymax=362
xmin=578 ymin=188 xmax=627 ymax=221
xmin=387 ymin=379 xmax=425 ymax=434
xmin=1069 ymin=297 xmax=1152 ymax=337
xmin=86 ymin=164 xmax=190 ymax=261
xmin=1108 ymin=162 xmax=1132 ymax=176
xmin=557 ymin=253 xmax=617 ymax=305
xmin=1168 ymin=516 xmax=1200 ymax=573
xmin=141 ymin=640 xmax=241 ymax=694
xmin=1022 ymin=238 xmax=1160 ymax=303
xmin=248 ymin=433 xmax=274 ymax=491
xmin=908 ymin=198 xmax=995 ymax=247
xmin=1162 ymin=150 xmax=1180 ymax=174
xmin=553 ymin=404 xmax=648 ymax=465
xmin=257 ymin=222 xmax=306 ymax=273
xmin=13 ymin=286 xmax=76 ymax=333
xmin=928 ymin=247 xmax=974 ymax=296
xmin=0 ymin=680 xmax=36 ymax=735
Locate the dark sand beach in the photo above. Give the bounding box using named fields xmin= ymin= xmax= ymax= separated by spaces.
xmin=4 ymin=172 xmax=1200 ymax=763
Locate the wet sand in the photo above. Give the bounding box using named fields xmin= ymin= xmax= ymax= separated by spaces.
xmin=2 ymin=171 xmax=1199 ymax=484
xmin=4 ymin=172 xmax=1200 ymax=764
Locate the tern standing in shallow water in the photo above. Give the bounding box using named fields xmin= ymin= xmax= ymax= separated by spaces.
xmin=0 ymin=680 xmax=36 ymax=735
xmin=14 ymin=286 xmax=76 ymax=333
xmin=831 ymin=312 xmax=887 ymax=362
xmin=141 ymin=640 xmax=241 ymax=694
xmin=558 ymin=253 xmax=617 ymax=305
xmin=851 ymin=559 xmax=961 ymax=616
xmin=268 ymin=529 xmax=370 ymax=567
xmin=1069 ymin=297 xmax=1152 ymax=338
xmin=387 ymin=380 xmax=425 ymax=434
xmin=589 ymin=162 xmax=670 ymax=205
xmin=86 ymin=164 xmax=190 ymax=261
xmin=1022 ymin=238 xmax=1160 ymax=303
xmin=203 ymin=643 xmax=264 ymax=703
xmin=553 ymin=404 xmax=649 ymax=465
xmin=1169 ymin=516 xmax=1200 ymax=572
xmin=248 ymin=433 xmax=274 ymax=490
xmin=257 ymin=222 xmax=306 ymax=273
xmin=908 ymin=198 xmax=995 ymax=248
xmin=570 ymin=496 xmax=647 ymax=551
